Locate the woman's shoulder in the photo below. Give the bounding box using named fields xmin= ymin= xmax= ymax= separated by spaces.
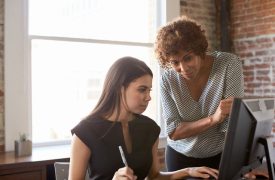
xmin=134 ymin=115 xmax=160 ymax=130
xmin=134 ymin=114 xmax=161 ymax=139
xmin=211 ymin=51 xmax=241 ymax=67
xmin=211 ymin=51 xmax=240 ymax=62
xmin=72 ymin=116 xmax=111 ymax=133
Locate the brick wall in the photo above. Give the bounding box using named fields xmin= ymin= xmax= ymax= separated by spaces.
xmin=231 ymin=0 xmax=275 ymax=138
xmin=180 ymin=0 xmax=219 ymax=51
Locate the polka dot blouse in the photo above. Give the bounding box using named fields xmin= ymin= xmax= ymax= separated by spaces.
xmin=160 ymin=51 xmax=244 ymax=158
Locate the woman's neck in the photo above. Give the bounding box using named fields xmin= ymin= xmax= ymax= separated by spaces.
xmin=107 ymin=111 xmax=135 ymax=123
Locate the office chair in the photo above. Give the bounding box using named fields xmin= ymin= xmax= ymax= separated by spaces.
xmin=54 ymin=162 xmax=90 ymax=180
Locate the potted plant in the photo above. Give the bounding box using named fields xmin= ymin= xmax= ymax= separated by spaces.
xmin=15 ymin=133 xmax=32 ymax=157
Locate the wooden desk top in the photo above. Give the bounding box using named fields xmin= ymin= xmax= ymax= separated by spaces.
xmin=0 ymin=145 xmax=70 ymax=170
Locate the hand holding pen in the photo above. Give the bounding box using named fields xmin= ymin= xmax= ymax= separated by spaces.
xmin=112 ymin=146 xmax=137 ymax=180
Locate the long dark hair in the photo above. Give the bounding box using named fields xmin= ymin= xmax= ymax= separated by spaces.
xmin=88 ymin=56 xmax=153 ymax=121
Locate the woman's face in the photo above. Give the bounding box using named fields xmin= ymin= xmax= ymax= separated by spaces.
xmin=169 ymin=50 xmax=202 ymax=80
xmin=122 ymin=74 xmax=152 ymax=114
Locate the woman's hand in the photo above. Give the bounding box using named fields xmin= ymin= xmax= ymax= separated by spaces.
xmin=243 ymin=169 xmax=269 ymax=179
xmin=212 ymin=97 xmax=234 ymax=124
xmin=112 ymin=167 xmax=137 ymax=180
xmin=187 ymin=166 xmax=219 ymax=179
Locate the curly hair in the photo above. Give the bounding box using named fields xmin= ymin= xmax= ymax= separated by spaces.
xmin=154 ymin=16 xmax=208 ymax=69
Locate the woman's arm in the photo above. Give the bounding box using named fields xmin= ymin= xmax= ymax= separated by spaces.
xmin=160 ymin=73 xmax=233 ymax=141
xmin=170 ymin=97 xmax=233 ymax=140
xmin=69 ymin=134 xmax=137 ymax=180
xmin=147 ymin=139 xmax=219 ymax=180
xmin=69 ymin=134 xmax=91 ymax=180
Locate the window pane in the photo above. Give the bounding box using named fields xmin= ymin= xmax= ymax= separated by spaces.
xmin=29 ymin=0 xmax=156 ymax=43
xmin=31 ymin=39 xmax=158 ymax=143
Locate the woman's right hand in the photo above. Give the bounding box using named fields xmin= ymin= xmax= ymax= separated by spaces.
xmin=187 ymin=166 xmax=219 ymax=179
xmin=112 ymin=167 xmax=137 ymax=180
xmin=212 ymin=97 xmax=234 ymax=124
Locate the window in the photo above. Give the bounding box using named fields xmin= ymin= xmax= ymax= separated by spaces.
xmin=5 ymin=0 xmax=179 ymax=150
xmin=29 ymin=0 xmax=158 ymax=144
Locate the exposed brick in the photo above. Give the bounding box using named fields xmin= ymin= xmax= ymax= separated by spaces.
xmin=244 ymin=77 xmax=254 ymax=82
xmin=243 ymin=65 xmax=255 ymax=71
xmin=250 ymin=58 xmax=262 ymax=64
xmin=239 ymin=52 xmax=254 ymax=58
xmin=255 ymin=89 xmax=264 ymax=94
xmin=244 ymin=89 xmax=254 ymax=94
xmin=256 ymin=37 xmax=272 ymax=44
xmin=255 ymin=50 xmax=269 ymax=56
xmin=255 ymin=64 xmax=270 ymax=69
xmin=243 ymin=71 xmax=254 ymax=76
xmin=180 ymin=0 xmax=218 ymax=50
xmin=270 ymin=49 xmax=275 ymax=55
xmin=180 ymin=0 xmax=187 ymax=6
xmin=246 ymin=83 xmax=265 ymax=88
xmin=264 ymin=89 xmax=271 ymax=93
xmin=257 ymin=70 xmax=270 ymax=76
xmin=256 ymin=76 xmax=271 ymax=82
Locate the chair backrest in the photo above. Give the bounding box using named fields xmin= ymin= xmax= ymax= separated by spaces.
xmin=54 ymin=161 xmax=90 ymax=180
xmin=54 ymin=162 xmax=69 ymax=180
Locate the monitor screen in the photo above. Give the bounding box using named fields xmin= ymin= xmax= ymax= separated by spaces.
xmin=218 ymin=97 xmax=275 ymax=180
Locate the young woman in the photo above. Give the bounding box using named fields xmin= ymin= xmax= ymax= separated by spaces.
xmin=69 ymin=56 xmax=218 ymax=180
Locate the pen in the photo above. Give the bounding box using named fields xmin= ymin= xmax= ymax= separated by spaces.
xmin=118 ymin=146 xmax=128 ymax=166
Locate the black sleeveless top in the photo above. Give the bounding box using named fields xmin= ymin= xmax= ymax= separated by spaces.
xmin=71 ymin=114 xmax=160 ymax=180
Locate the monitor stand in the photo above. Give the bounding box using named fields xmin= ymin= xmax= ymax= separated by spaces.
xmin=259 ymin=136 xmax=275 ymax=180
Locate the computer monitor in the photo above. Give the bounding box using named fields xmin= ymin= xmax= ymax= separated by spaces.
xmin=218 ymin=97 xmax=275 ymax=180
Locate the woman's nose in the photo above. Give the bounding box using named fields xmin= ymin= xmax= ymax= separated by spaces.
xmin=178 ymin=61 xmax=187 ymax=72
xmin=146 ymin=92 xmax=151 ymax=101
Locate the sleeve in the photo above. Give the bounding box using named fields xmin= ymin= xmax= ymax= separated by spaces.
xmin=160 ymin=73 xmax=182 ymax=136
xmin=224 ymin=55 xmax=244 ymax=99
xmin=220 ymin=55 xmax=244 ymax=132
xmin=151 ymin=122 xmax=160 ymax=145
xmin=71 ymin=120 xmax=95 ymax=150
xmin=134 ymin=116 xmax=160 ymax=149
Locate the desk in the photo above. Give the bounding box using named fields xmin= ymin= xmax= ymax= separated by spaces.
xmin=0 ymin=145 xmax=70 ymax=180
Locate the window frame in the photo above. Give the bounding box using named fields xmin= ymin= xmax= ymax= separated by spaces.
xmin=4 ymin=0 xmax=179 ymax=151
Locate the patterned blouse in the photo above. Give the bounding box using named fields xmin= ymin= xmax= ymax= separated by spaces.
xmin=160 ymin=51 xmax=244 ymax=158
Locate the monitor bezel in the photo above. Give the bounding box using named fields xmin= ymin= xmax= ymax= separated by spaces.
xmin=218 ymin=97 xmax=274 ymax=180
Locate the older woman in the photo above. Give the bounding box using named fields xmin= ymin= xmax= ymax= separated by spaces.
xmin=154 ymin=16 xmax=244 ymax=171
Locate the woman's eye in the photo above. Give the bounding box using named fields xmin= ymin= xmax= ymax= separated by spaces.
xmin=138 ymin=88 xmax=152 ymax=93
xmin=170 ymin=60 xmax=179 ymax=65
xmin=138 ymin=88 xmax=146 ymax=92
xmin=184 ymin=55 xmax=192 ymax=62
